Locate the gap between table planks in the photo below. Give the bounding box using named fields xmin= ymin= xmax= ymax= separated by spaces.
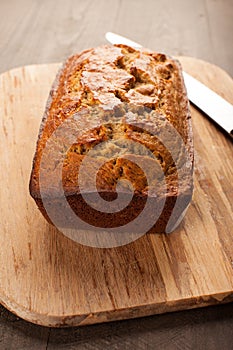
xmin=0 ymin=57 xmax=232 ymax=327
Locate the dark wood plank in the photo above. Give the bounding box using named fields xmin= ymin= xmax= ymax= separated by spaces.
xmin=47 ymin=304 xmax=233 ymax=350
xmin=1 ymin=303 xmax=233 ymax=350
xmin=0 ymin=305 xmax=49 ymax=350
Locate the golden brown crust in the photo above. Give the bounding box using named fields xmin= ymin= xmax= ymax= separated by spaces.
xmin=29 ymin=44 xmax=194 ymax=233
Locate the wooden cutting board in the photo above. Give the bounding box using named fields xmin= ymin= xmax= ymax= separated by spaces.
xmin=0 ymin=57 xmax=233 ymax=328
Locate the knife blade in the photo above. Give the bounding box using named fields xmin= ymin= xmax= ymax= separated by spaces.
xmin=105 ymin=32 xmax=233 ymax=138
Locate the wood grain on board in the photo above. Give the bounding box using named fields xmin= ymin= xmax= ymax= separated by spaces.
xmin=0 ymin=57 xmax=232 ymax=327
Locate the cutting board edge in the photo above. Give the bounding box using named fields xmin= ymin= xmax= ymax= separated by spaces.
xmin=1 ymin=289 xmax=233 ymax=328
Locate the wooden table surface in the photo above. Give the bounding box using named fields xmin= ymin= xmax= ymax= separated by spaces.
xmin=0 ymin=0 xmax=232 ymax=349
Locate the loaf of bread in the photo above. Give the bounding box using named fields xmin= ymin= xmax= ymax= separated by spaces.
xmin=29 ymin=44 xmax=193 ymax=234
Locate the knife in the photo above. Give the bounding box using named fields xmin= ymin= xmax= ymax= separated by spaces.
xmin=105 ymin=32 xmax=233 ymax=138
